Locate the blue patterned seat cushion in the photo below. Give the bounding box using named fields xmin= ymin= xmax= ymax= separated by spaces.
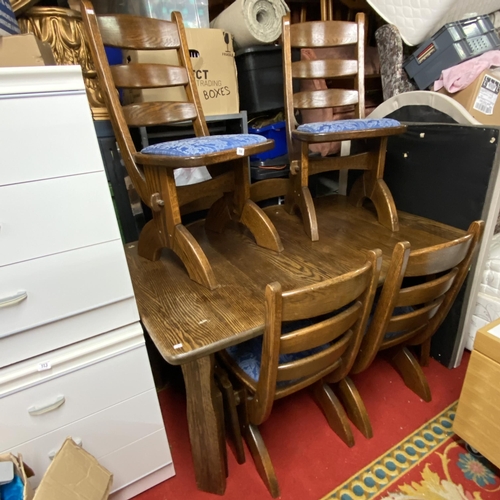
xmin=296 ymin=118 xmax=401 ymax=134
xmin=383 ymin=306 xmax=415 ymax=340
xmin=141 ymin=134 xmax=267 ymax=157
xmin=225 ymin=335 xmax=329 ymax=383
xmin=364 ymin=306 xmax=415 ymax=340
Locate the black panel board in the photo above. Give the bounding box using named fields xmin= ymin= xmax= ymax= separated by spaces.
xmin=383 ymin=122 xmax=499 ymax=366
xmin=386 ymin=105 xmax=459 ymax=124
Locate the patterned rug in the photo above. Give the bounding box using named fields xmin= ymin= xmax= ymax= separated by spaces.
xmin=323 ymin=402 xmax=500 ymax=500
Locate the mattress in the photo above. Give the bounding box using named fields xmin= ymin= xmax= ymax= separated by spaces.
xmin=467 ymin=232 xmax=500 ymax=349
xmin=366 ymin=0 xmax=500 ymax=46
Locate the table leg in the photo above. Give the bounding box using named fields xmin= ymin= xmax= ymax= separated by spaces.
xmin=181 ymin=355 xmax=227 ymax=494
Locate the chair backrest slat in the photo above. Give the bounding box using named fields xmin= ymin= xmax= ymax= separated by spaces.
xmin=277 ymin=331 xmax=352 ymax=382
xmin=292 ymin=59 xmax=358 ymax=79
xmin=282 ymin=262 xmax=372 ymax=321
xmin=97 ymin=15 xmax=181 ymax=49
xmin=293 ymin=89 xmax=358 ymax=109
xmin=290 ymin=20 xmax=358 ymax=48
xmin=396 ymin=269 xmax=458 ymax=308
xmin=110 ymin=63 xmax=189 ymax=88
xmin=280 ymin=302 xmax=361 ymax=354
xmin=386 ymin=300 xmax=443 ymax=334
xmin=405 ymin=234 xmax=473 ymax=276
xmin=123 ymin=101 xmax=198 ymax=127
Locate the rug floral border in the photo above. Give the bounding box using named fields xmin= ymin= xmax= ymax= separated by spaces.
xmin=322 ymin=401 xmax=457 ymax=500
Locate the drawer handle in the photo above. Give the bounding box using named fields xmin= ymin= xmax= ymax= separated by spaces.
xmin=0 ymin=291 xmax=28 ymax=308
xmin=28 ymin=394 xmax=65 ymax=416
xmin=48 ymin=438 xmax=82 ymax=460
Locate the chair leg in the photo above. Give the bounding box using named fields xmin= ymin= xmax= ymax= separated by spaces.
xmin=214 ymin=366 xmax=246 ymax=464
xmin=420 ymin=338 xmax=431 ymax=367
xmin=140 ymin=165 xmax=218 ymax=289
xmin=312 ymin=381 xmax=354 ymax=447
xmin=350 ymin=175 xmax=399 ymax=232
xmin=214 ymin=370 xmax=278 ymax=495
xmin=138 ymin=220 xmax=218 ymax=290
xmin=243 ymin=422 xmax=280 ymax=498
xmin=286 ymin=154 xmax=319 ymax=241
xmin=172 ymin=225 xmax=218 ymax=290
xmin=388 ymin=346 xmax=432 ymax=402
xmin=299 ymin=5 xmax=306 ymax=22
xmin=370 ymin=178 xmax=399 ymax=232
xmin=215 ymin=386 xmax=229 ymax=479
xmin=206 ymin=195 xmax=284 ymax=253
xmin=208 ymin=159 xmax=283 ymax=252
xmin=240 ymin=200 xmax=284 ymax=252
xmin=348 ymin=137 xmax=399 ymax=232
xmin=335 ymin=377 xmax=373 ymax=439
xmin=286 ymin=176 xmax=319 ymax=240
xmin=297 ymin=185 xmax=319 ymax=241
xmin=205 ymin=194 xmax=232 ymax=234
xmin=284 ymin=168 xmax=298 ymax=215
xmin=137 ymin=219 xmax=164 ymax=261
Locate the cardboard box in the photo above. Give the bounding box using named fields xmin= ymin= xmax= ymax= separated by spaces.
xmin=438 ymin=68 xmax=500 ymax=125
xmin=0 ymin=0 xmax=20 ymax=36
xmin=0 ymin=439 xmax=112 ymax=500
xmin=124 ymin=28 xmax=239 ymax=116
xmin=0 ymin=33 xmax=56 ymax=67
xmin=0 ymin=452 xmax=35 ymax=499
xmin=33 ymin=438 xmax=112 ymax=500
xmin=453 ymin=317 xmax=500 ymax=468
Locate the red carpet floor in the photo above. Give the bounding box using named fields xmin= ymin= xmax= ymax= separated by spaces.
xmin=133 ymin=352 xmax=470 ymax=500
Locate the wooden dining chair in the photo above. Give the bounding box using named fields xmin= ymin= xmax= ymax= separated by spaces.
xmin=216 ymin=249 xmax=382 ymax=497
xmin=282 ymin=13 xmax=407 ymax=240
xmin=81 ymin=0 xmax=283 ymax=290
xmin=337 ymin=221 xmax=484 ymax=440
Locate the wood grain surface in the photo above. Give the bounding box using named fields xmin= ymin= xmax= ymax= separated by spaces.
xmin=97 ymin=13 xmax=181 ymax=49
xmin=125 ymin=196 xmax=465 ymax=365
xmin=454 ymin=347 xmax=500 ymax=468
xmin=290 ymin=19 xmax=358 ymax=47
xmin=292 ymin=59 xmax=358 ymax=79
xmin=111 ymin=63 xmax=189 ymax=89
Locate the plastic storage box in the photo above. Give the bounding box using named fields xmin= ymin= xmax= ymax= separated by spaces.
xmin=249 ymin=121 xmax=287 ymax=161
xmin=93 ymin=0 xmax=209 ymax=28
xmin=236 ymin=45 xmax=285 ymax=114
xmin=404 ymin=15 xmax=500 ymax=90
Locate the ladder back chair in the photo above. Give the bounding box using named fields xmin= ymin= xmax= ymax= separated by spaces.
xmin=81 ymin=0 xmax=283 ymax=290
xmin=342 ymin=220 xmax=484 ymax=440
xmin=282 ymin=13 xmax=406 ymax=240
xmin=216 ymin=249 xmax=382 ymax=497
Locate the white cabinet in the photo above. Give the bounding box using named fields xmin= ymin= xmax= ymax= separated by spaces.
xmin=0 ymin=173 xmax=121 ymax=267
xmin=0 ymin=65 xmax=174 ymax=498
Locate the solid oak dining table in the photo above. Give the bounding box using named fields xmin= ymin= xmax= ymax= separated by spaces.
xmin=124 ymin=195 xmax=465 ymax=495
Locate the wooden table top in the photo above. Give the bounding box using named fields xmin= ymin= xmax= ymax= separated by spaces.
xmin=125 ymin=196 xmax=464 ymax=365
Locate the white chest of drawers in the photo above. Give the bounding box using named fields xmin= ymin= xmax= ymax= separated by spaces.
xmin=0 ymin=65 xmax=174 ymax=498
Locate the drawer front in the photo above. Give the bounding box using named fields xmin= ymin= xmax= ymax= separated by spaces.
xmin=454 ymin=350 xmax=500 ymax=468
xmin=4 ymin=390 xmax=169 ymax=489
xmin=0 ymin=323 xmax=144 ymax=393
xmin=0 ymin=299 xmax=139 ymax=368
xmin=0 ymin=92 xmax=104 ymax=186
xmin=0 ymin=172 xmax=120 ymax=267
xmin=0 ymin=345 xmax=155 ymax=450
xmin=0 ymin=240 xmax=134 ymax=340
xmin=103 ymin=429 xmax=174 ymax=494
